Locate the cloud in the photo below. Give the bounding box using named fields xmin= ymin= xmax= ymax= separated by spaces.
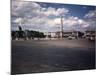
xmin=64 ymin=16 xmax=79 ymax=26
xmin=11 ymin=1 xmax=69 ymax=18
xmin=63 ymin=16 xmax=89 ymax=28
xmin=11 ymin=1 xmax=70 ymax=31
xmin=54 ymin=18 xmax=61 ymax=25
xmin=11 ymin=1 xmax=96 ymax=32
xmin=83 ymin=10 xmax=96 ymax=31
xmin=56 ymin=8 xmax=69 ymax=16
xmin=42 ymin=7 xmax=69 ymax=16
xmin=13 ymin=17 xmax=22 ymax=23
xmin=84 ymin=10 xmax=96 ymax=18
xmin=11 ymin=1 xmax=41 ymax=18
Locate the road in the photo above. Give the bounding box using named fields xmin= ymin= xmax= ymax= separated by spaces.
xmin=11 ymin=39 xmax=96 ymax=74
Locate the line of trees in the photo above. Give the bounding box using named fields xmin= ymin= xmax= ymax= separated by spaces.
xmin=11 ymin=30 xmax=46 ymax=40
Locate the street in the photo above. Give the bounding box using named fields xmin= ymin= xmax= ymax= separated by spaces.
xmin=11 ymin=39 xmax=96 ymax=74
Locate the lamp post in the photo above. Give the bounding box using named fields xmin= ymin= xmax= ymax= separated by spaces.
xmin=60 ymin=16 xmax=63 ymax=39
xmin=18 ymin=18 xmax=22 ymax=40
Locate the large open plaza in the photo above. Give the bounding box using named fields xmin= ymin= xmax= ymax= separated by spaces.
xmin=11 ymin=1 xmax=96 ymax=74
xmin=12 ymin=39 xmax=95 ymax=74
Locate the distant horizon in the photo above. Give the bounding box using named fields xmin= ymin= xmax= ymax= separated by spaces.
xmin=11 ymin=28 xmax=96 ymax=33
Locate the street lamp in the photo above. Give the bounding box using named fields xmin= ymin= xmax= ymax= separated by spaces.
xmin=60 ymin=15 xmax=63 ymax=39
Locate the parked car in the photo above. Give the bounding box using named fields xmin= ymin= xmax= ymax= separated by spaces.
xmin=88 ymin=36 xmax=95 ymax=41
xmin=68 ymin=36 xmax=76 ymax=40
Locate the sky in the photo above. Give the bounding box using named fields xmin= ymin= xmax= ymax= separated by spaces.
xmin=11 ymin=0 xmax=96 ymax=32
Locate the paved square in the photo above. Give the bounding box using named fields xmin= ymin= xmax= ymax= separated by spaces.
xmin=12 ymin=39 xmax=96 ymax=74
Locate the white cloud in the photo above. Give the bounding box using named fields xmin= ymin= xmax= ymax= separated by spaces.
xmin=42 ymin=7 xmax=56 ymax=16
xmin=54 ymin=18 xmax=61 ymax=25
xmin=11 ymin=1 xmax=70 ymax=31
xmin=12 ymin=1 xmax=69 ymax=18
xmin=12 ymin=15 xmax=91 ymax=31
xmin=84 ymin=10 xmax=96 ymax=18
xmin=11 ymin=1 xmax=41 ymax=17
xmin=61 ymin=16 xmax=90 ymax=31
xmin=40 ymin=7 xmax=69 ymax=17
xmin=64 ymin=16 xmax=79 ymax=26
xmin=56 ymin=8 xmax=69 ymax=16
xmin=64 ymin=16 xmax=86 ymax=26
xmin=83 ymin=10 xmax=96 ymax=30
xmin=11 ymin=1 xmax=96 ymax=32
xmin=13 ymin=18 xmax=22 ymax=23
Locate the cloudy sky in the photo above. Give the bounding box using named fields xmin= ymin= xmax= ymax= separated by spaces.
xmin=11 ymin=0 xmax=96 ymax=32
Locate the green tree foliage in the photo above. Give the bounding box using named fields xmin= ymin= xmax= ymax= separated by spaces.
xmin=11 ymin=30 xmax=45 ymax=40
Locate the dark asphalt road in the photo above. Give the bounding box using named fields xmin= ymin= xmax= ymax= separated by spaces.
xmin=11 ymin=39 xmax=96 ymax=74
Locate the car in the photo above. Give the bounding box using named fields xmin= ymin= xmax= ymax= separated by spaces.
xmin=68 ymin=36 xmax=76 ymax=40
xmin=89 ymin=36 xmax=95 ymax=41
